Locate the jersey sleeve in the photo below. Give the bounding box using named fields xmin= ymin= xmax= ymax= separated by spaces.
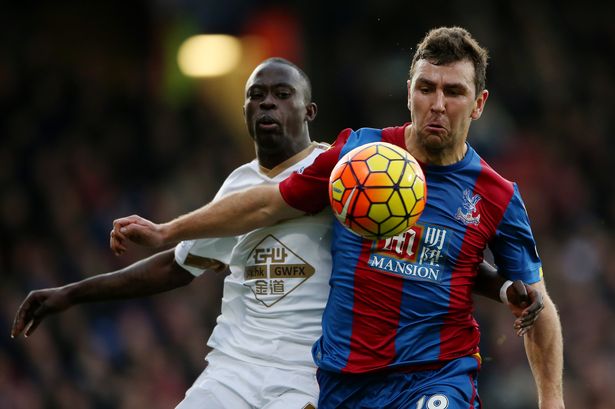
xmin=279 ymin=128 xmax=351 ymax=213
xmin=173 ymin=165 xmax=252 ymax=276
xmin=489 ymin=183 xmax=543 ymax=283
xmin=174 ymin=237 xmax=236 ymax=276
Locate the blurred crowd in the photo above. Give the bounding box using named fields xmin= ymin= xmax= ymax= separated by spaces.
xmin=1 ymin=1 xmax=614 ymax=408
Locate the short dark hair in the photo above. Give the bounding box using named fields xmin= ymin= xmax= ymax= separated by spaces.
xmin=261 ymin=57 xmax=312 ymax=102
xmin=409 ymin=27 xmax=489 ymax=96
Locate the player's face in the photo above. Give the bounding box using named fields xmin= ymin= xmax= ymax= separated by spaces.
xmin=407 ymin=59 xmax=488 ymax=164
xmin=243 ymin=63 xmax=315 ymax=153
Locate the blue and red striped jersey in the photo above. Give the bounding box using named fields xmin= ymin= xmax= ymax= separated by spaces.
xmin=279 ymin=125 xmax=542 ymax=374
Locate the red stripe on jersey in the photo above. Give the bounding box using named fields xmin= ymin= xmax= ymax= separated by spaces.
xmin=344 ymin=240 xmax=404 ymax=372
xmin=438 ymin=159 xmax=514 ymax=361
xmin=473 ymin=159 xmax=515 ymax=237
xmin=381 ymin=124 xmax=408 ymax=147
xmin=438 ymin=256 xmax=480 ymax=361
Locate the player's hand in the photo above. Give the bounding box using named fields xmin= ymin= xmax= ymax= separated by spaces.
xmin=110 ymin=215 xmax=165 ymax=255
xmin=506 ymin=280 xmax=544 ymax=336
xmin=11 ymin=288 xmax=72 ymax=338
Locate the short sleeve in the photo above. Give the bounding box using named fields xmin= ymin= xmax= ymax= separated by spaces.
xmin=173 ymin=163 xmax=254 ymax=276
xmin=490 ymin=184 xmax=542 ymax=283
xmin=174 ymin=237 xmax=237 ymax=276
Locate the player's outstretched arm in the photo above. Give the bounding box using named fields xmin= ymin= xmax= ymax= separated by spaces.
xmin=474 ymin=261 xmax=544 ymax=336
xmin=11 ymin=249 xmax=194 ymax=338
xmin=523 ymin=280 xmax=565 ymax=409
xmin=110 ymin=184 xmax=302 ymax=255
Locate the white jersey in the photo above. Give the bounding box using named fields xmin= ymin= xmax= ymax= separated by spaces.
xmin=175 ymin=143 xmax=332 ymax=371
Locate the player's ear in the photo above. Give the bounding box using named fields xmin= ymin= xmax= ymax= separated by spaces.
xmin=471 ymin=89 xmax=489 ymax=120
xmin=306 ymin=102 xmax=317 ymax=122
xmin=406 ymin=80 xmax=412 ymax=111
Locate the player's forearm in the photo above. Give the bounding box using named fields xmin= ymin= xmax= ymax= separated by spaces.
xmin=64 ymin=250 xmax=193 ymax=304
xmin=473 ymin=261 xmax=506 ymax=302
xmin=524 ymin=287 xmax=565 ymax=408
xmin=160 ymin=184 xmax=301 ymax=244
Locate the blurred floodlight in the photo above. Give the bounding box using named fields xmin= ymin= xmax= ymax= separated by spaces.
xmin=177 ymin=35 xmax=242 ymax=77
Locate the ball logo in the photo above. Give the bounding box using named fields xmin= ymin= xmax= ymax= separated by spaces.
xmin=338 ymin=186 xmax=357 ymax=222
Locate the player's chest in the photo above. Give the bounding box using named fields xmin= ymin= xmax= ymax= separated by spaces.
xmin=229 ymin=219 xmax=332 ymax=305
xmin=355 ymin=186 xmax=493 ymax=282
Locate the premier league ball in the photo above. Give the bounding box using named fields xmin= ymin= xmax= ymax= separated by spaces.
xmin=329 ymin=142 xmax=426 ymax=240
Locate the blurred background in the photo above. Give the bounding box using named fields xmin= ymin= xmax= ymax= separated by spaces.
xmin=1 ymin=0 xmax=614 ymax=408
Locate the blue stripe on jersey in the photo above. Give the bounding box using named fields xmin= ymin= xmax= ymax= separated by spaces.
xmin=339 ymin=128 xmax=384 ymax=157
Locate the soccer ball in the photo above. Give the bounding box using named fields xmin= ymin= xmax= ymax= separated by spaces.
xmin=329 ymin=141 xmax=426 ymax=240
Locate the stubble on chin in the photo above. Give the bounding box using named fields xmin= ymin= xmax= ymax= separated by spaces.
xmin=419 ymin=131 xmax=447 ymax=151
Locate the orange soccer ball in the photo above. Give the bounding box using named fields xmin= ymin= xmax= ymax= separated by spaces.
xmin=329 ymin=141 xmax=426 ymax=240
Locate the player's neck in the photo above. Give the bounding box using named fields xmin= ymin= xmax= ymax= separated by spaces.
xmin=256 ymin=138 xmax=312 ymax=170
xmin=404 ymin=124 xmax=467 ymax=166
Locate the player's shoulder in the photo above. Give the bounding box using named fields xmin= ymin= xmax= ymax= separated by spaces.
xmin=476 ymin=154 xmax=515 ymax=187
xmin=226 ymin=160 xmax=260 ymax=179
xmin=355 ymin=124 xmax=406 ymax=136
xmin=322 ymin=125 xmax=403 ymax=161
xmin=354 ymin=126 xmax=383 ymax=133
xmin=352 ymin=127 xmax=385 ymax=137
xmin=351 ymin=125 xmax=406 ymax=144
xmin=219 ymin=160 xmax=264 ymax=191
xmin=329 ymin=126 xmax=384 ymax=146
xmin=469 ymin=147 xmax=518 ymax=205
